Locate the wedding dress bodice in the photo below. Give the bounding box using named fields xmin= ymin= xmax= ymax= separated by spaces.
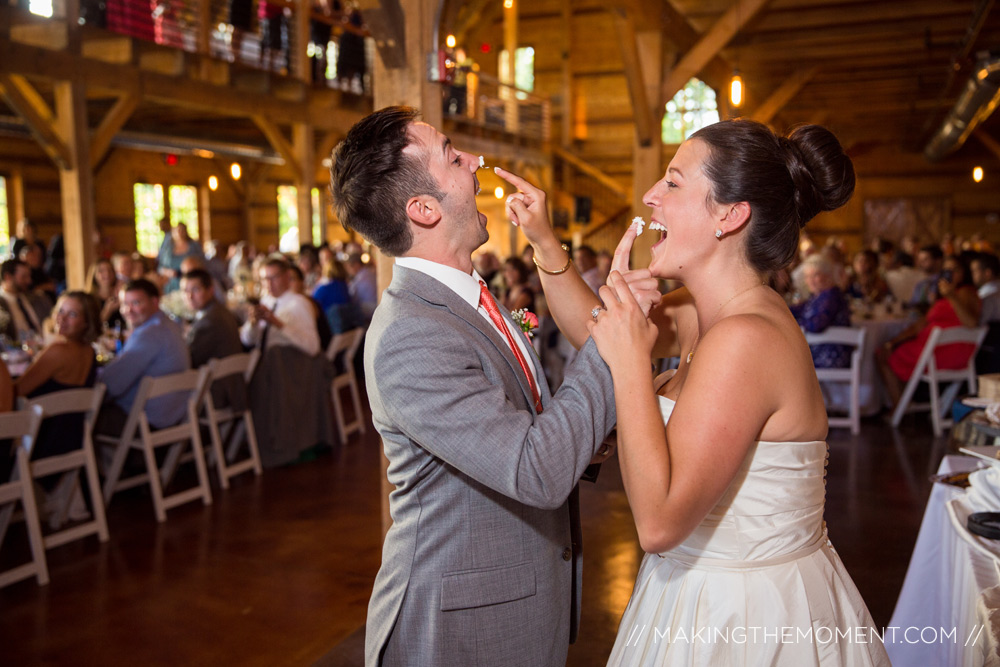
xmin=656 ymin=396 xmax=828 ymax=564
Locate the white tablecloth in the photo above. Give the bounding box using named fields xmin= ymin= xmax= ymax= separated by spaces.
xmin=888 ymin=455 xmax=1000 ymax=667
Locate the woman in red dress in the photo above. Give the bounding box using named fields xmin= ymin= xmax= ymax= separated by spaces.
xmin=877 ymin=254 xmax=981 ymax=404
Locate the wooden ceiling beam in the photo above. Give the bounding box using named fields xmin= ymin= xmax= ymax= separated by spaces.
xmin=751 ymin=0 xmax=975 ymax=32
xmin=662 ymin=0 xmax=772 ymax=104
xmin=612 ymin=7 xmax=656 ymax=147
xmin=90 ymin=93 xmax=138 ymax=168
xmin=551 ymin=144 xmax=629 ymax=199
xmin=252 ymin=115 xmax=304 ymax=183
xmin=751 ymin=66 xmax=817 ymax=124
xmin=0 ymin=73 xmax=72 ymax=169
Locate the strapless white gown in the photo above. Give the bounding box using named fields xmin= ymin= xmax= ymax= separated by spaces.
xmin=607 ymin=395 xmax=890 ymax=666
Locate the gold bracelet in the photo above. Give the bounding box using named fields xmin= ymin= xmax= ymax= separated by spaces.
xmin=533 ymin=244 xmax=572 ymax=275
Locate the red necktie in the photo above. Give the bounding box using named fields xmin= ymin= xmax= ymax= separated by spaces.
xmin=479 ymin=281 xmax=543 ymax=413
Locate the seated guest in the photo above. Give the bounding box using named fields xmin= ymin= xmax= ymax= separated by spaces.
xmin=884 ymin=249 xmax=921 ymax=303
xmin=180 ymin=255 xmax=226 ymax=304
xmin=15 ymin=291 xmax=100 ymax=402
xmin=289 ymin=265 xmax=332 ymax=352
xmin=11 ymin=219 xmax=46 ymax=265
xmin=499 ymin=257 xmax=535 ymax=312
xmin=15 ymin=291 xmax=100 ymax=514
xmin=573 ymin=245 xmax=603 ymax=295
xmin=789 ymin=255 xmax=852 ymax=368
xmin=96 ymin=279 xmax=190 ymax=435
xmin=19 ymin=243 xmax=56 ymax=301
xmin=181 ymin=268 xmax=243 ymax=369
xmin=0 ymin=258 xmax=43 ymax=339
xmin=972 ymin=252 xmax=1000 ymax=323
xmin=908 ymin=244 xmax=944 ymax=311
xmin=878 ymin=254 xmax=981 ymax=405
xmin=344 ymin=252 xmax=377 ymax=325
xmin=312 ymin=256 xmax=358 ymax=333
xmin=240 ymin=255 xmax=320 ymax=356
xmin=297 ymin=245 xmax=322 ymax=292
xmin=847 ymin=249 xmax=889 ymax=302
xmin=111 ymin=252 xmax=135 ymax=285
xmin=182 ymin=268 xmax=245 ymax=411
xmin=87 ymin=257 xmax=125 ymax=331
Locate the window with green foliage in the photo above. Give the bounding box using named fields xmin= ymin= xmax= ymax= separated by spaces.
xmin=0 ymin=176 xmax=9 ymax=257
xmin=277 ymin=185 xmax=298 ymax=247
xmin=662 ymin=78 xmax=720 ymax=145
xmin=311 ymin=187 xmax=322 ymax=245
xmin=134 ymin=183 xmax=165 ymax=257
xmin=277 ymin=186 xmax=322 ymax=248
xmin=499 ymin=46 xmax=535 ymax=97
xmin=168 ymin=185 xmax=199 ymax=239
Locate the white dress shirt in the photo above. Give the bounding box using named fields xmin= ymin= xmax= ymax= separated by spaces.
xmin=395 ymin=256 xmax=540 ymax=387
xmin=240 ymin=290 xmax=320 ymax=356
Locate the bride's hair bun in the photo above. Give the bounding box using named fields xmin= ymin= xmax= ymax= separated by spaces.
xmin=781 ymin=126 xmax=855 ymax=229
xmin=691 ymin=119 xmax=855 ymax=274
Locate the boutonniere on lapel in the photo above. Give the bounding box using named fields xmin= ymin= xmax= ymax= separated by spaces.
xmin=510 ymin=309 xmax=539 ymax=337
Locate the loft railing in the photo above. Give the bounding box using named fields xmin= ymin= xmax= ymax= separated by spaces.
xmin=443 ymin=69 xmax=550 ymax=144
xmin=16 ymin=0 xmax=371 ymax=89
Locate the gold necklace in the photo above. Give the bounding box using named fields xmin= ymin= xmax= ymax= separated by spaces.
xmin=686 ymin=281 xmax=767 ymax=364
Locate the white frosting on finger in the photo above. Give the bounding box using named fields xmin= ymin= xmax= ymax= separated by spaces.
xmin=632 ymin=216 xmax=646 ymax=235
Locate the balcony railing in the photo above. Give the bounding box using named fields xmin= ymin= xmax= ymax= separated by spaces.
xmin=443 ymin=68 xmax=550 ymax=144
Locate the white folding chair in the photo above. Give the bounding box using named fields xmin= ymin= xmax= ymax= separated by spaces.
xmin=96 ymin=368 xmax=213 ymax=522
xmin=891 ymin=325 xmax=989 ymax=436
xmin=22 ymin=386 xmax=110 ymax=549
xmin=0 ymin=405 xmax=48 ymax=588
xmin=325 ymin=328 xmax=367 ymax=444
xmin=805 ymin=326 xmax=866 ymax=435
xmin=196 ymin=350 xmax=263 ymax=489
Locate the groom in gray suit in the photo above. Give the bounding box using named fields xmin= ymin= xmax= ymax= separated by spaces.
xmin=330 ymin=106 xmax=616 ymax=667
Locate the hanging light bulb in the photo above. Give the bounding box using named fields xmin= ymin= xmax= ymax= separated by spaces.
xmin=208 ymin=175 xmax=218 ymax=191
xmin=494 ymin=186 xmax=505 ymax=199
xmin=445 ymin=34 xmax=456 ymax=49
xmin=973 ymin=166 xmax=984 ymax=183
xmin=730 ymin=71 xmax=744 ymax=108
xmin=230 ymin=162 xmax=242 ymax=180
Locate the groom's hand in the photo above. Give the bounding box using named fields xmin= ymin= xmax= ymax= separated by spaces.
xmin=590 ymin=430 xmax=617 ymax=465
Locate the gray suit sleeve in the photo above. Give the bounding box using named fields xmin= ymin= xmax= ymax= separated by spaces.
xmin=370 ymin=315 xmax=616 ymax=510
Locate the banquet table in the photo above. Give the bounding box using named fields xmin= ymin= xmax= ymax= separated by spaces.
xmin=887 ymin=454 xmax=1000 ymax=667
xmin=821 ymin=312 xmax=910 ymax=418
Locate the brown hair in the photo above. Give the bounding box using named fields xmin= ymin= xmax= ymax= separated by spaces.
xmin=330 ymin=106 xmax=447 ymax=257
xmin=691 ymin=119 xmax=855 ymax=274
xmin=57 ymin=291 xmax=102 ymax=344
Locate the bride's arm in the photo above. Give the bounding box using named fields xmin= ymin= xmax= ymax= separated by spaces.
xmin=589 ymin=274 xmax=773 ymax=553
xmin=496 ymin=167 xmax=661 ymax=349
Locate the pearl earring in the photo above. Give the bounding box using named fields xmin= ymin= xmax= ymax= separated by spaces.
xmin=715 ymin=229 xmax=723 ymax=239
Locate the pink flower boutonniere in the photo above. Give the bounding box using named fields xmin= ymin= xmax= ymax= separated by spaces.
xmin=511 ymin=309 xmax=539 ymax=337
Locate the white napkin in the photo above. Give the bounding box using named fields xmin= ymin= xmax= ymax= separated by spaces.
xmin=968 ymin=467 xmax=1000 ymax=511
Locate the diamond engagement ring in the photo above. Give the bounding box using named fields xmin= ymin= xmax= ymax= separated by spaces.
xmin=591 ymin=307 xmax=602 ymax=321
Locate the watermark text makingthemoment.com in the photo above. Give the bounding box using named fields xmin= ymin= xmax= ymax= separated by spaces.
xmin=622 ymin=624 xmax=986 ymax=647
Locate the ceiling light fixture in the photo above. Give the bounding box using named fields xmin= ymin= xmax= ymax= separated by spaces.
xmin=974 ymin=166 xmax=984 ymax=182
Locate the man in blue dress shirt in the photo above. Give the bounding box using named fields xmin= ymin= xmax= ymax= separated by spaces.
xmin=96 ymin=278 xmax=190 ymax=435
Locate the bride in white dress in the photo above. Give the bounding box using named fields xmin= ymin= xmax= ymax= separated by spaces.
xmin=498 ymin=119 xmax=890 ymax=665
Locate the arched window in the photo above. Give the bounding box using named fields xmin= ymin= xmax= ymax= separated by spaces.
xmin=661 ymin=78 xmax=719 ymax=144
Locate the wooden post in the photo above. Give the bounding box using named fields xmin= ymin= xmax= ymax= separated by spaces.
xmin=502 ymin=0 xmax=518 ymax=134
xmin=293 ymin=122 xmax=315 ymax=246
xmin=631 ymin=29 xmax=662 ymax=268
xmin=293 ymin=0 xmax=310 ymax=82
xmin=199 ymin=184 xmax=212 ymax=242
xmin=54 ymin=80 xmax=97 ymax=290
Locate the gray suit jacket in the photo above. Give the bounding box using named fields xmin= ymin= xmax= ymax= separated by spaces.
xmin=364 ymin=266 xmax=616 ymax=667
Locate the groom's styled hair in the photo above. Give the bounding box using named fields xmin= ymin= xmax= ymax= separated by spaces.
xmin=330 ymin=106 xmax=446 ymax=257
